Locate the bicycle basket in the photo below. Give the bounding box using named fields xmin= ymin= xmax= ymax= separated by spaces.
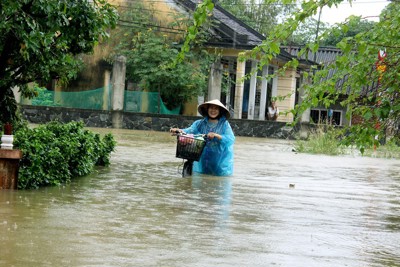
xmin=176 ymin=135 xmax=206 ymax=161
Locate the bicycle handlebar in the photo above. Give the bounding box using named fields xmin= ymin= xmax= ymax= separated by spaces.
xmin=171 ymin=130 xmax=207 ymax=140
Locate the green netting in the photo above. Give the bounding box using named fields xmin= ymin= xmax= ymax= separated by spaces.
xmin=31 ymin=87 xmax=110 ymax=110
xmin=28 ymin=87 xmax=180 ymax=114
xmin=124 ymin=91 xmax=180 ymax=114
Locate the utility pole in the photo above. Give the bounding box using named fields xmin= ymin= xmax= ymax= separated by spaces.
xmin=313 ymin=6 xmax=322 ymax=63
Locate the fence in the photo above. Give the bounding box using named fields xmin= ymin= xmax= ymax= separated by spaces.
xmin=30 ymin=87 xmax=110 ymax=110
xmin=124 ymin=91 xmax=180 ymax=114
xmin=27 ymin=87 xmax=180 ymax=115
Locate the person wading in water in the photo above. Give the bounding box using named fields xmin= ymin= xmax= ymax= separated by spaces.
xmin=170 ymin=99 xmax=235 ymax=176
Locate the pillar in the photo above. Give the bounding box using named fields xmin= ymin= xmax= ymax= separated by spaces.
xmin=103 ymin=69 xmax=111 ymax=110
xmin=111 ymin=55 xmax=126 ymax=129
xmin=234 ymin=59 xmax=246 ymax=119
xmin=298 ymin=76 xmax=311 ymax=123
xmin=208 ymin=61 xmax=223 ymax=101
xmin=247 ymin=60 xmax=257 ymax=120
xmin=259 ymin=65 xmax=269 ymax=120
xmin=0 ymin=149 xmax=22 ymax=190
xmin=271 ymin=66 xmax=278 ymax=97
xmin=54 ymin=78 xmax=62 ymax=105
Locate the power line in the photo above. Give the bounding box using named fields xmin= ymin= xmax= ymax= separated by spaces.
xmin=118 ymin=5 xmax=178 ymax=14
xmin=117 ymin=19 xmax=254 ymax=43
xmin=118 ymin=19 xmax=186 ymax=34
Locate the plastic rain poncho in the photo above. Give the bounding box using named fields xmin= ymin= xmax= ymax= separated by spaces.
xmin=182 ymin=116 xmax=235 ymax=176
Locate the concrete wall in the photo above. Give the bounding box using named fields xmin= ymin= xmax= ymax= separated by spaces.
xmin=19 ymin=105 xmax=304 ymax=140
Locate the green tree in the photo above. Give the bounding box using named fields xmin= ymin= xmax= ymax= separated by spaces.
xmin=289 ymin=17 xmax=329 ymax=45
xmin=292 ymin=3 xmax=400 ymax=152
xmin=110 ymin=2 xmax=214 ymax=110
xmin=182 ymin=0 xmax=400 ymax=151
xmin=123 ymin=30 xmax=213 ymax=110
xmin=322 ymin=17 xmax=376 ymax=46
xmin=0 ymin=0 xmax=118 ymax=125
xmin=218 ymin=0 xmax=290 ymax=36
xmin=289 ymin=12 xmax=375 ymax=46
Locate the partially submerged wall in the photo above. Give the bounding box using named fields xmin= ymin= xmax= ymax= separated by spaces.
xmin=20 ymin=105 xmax=302 ymax=139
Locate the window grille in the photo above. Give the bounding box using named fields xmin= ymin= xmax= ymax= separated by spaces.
xmin=310 ymin=109 xmax=342 ymax=125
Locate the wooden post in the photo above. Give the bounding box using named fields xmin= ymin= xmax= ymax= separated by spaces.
xmin=0 ymin=149 xmax=22 ymax=190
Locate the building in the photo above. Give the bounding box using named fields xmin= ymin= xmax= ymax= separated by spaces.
xmin=30 ymin=0 xmax=311 ymax=123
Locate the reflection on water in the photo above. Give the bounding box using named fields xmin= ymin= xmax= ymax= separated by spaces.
xmin=1 ymin=129 xmax=400 ymax=267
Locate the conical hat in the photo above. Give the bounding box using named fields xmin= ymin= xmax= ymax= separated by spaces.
xmin=198 ymin=99 xmax=230 ymax=119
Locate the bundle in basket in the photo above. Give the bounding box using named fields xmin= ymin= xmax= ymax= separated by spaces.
xmin=176 ymin=135 xmax=206 ymax=161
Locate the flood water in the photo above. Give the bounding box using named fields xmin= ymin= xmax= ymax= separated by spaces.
xmin=1 ymin=129 xmax=400 ymax=267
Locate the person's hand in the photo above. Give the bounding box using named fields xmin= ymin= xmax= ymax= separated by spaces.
xmin=170 ymin=128 xmax=182 ymax=135
xmin=207 ymin=132 xmax=221 ymax=140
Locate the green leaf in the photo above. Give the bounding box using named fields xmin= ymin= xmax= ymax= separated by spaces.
xmin=363 ymin=111 xmax=373 ymax=120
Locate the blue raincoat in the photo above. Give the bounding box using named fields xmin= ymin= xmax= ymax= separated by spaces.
xmin=183 ymin=116 xmax=235 ymax=176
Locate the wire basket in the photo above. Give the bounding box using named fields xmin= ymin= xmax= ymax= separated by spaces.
xmin=176 ymin=135 xmax=206 ymax=161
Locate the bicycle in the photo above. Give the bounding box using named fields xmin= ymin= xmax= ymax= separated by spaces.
xmin=173 ymin=132 xmax=207 ymax=177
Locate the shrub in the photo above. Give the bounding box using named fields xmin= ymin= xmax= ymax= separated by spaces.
xmin=13 ymin=121 xmax=116 ymax=189
xmin=294 ymin=126 xmax=400 ymax=158
xmin=294 ymin=126 xmax=345 ymax=155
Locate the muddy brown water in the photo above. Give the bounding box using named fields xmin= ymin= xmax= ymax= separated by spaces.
xmin=1 ymin=129 xmax=400 ymax=267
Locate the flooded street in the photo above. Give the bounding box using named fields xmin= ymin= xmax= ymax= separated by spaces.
xmin=1 ymin=129 xmax=400 ymax=267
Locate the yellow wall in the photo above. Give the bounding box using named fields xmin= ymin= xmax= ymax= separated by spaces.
xmin=182 ymin=98 xmax=200 ymax=116
xmin=65 ymin=0 xmax=186 ymax=91
xmin=276 ymin=68 xmax=296 ymax=122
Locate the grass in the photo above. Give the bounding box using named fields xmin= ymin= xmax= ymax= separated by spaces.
xmin=363 ymin=138 xmax=400 ymax=159
xmin=294 ymin=127 xmax=346 ymax=156
xmin=294 ymin=127 xmax=400 ymax=159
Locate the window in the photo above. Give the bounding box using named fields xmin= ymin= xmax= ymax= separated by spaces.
xmin=310 ymin=109 xmax=342 ymax=125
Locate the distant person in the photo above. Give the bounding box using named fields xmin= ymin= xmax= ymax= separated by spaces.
xmin=328 ymin=108 xmax=333 ymax=124
xmin=267 ymin=101 xmax=279 ymax=121
xmin=170 ymin=99 xmax=235 ymax=176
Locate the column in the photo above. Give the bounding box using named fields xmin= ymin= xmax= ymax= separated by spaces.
xmin=271 ymin=66 xmax=278 ymax=97
xmin=259 ymin=65 xmax=268 ymax=120
xmin=54 ymin=78 xmax=62 ymax=105
xmin=299 ymin=75 xmax=311 ymax=123
xmin=103 ymin=69 xmax=111 ymax=110
xmin=111 ymin=55 xmax=126 ymax=129
xmin=208 ymin=60 xmax=222 ymax=101
xmin=0 ymin=149 xmax=22 ymax=190
xmin=234 ymin=59 xmax=246 ymax=119
xmin=247 ymin=60 xmax=257 ymax=120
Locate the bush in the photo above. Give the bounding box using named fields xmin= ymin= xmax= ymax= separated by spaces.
xmin=294 ymin=126 xmax=400 ymax=158
xmin=13 ymin=121 xmax=116 ymax=189
xmin=294 ymin=126 xmax=345 ymax=155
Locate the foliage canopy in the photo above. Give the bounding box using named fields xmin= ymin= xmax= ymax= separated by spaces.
xmin=0 ymin=0 xmax=118 ymax=124
xmin=218 ymin=0 xmax=290 ymax=36
xmin=14 ymin=121 xmax=116 ymax=189
xmin=109 ymin=2 xmax=214 ymax=110
xmin=182 ymin=0 xmax=400 ymax=151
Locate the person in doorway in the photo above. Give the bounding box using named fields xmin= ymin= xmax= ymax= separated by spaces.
xmin=170 ymin=99 xmax=235 ymax=176
xmin=267 ymin=101 xmax=279 ymax=121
